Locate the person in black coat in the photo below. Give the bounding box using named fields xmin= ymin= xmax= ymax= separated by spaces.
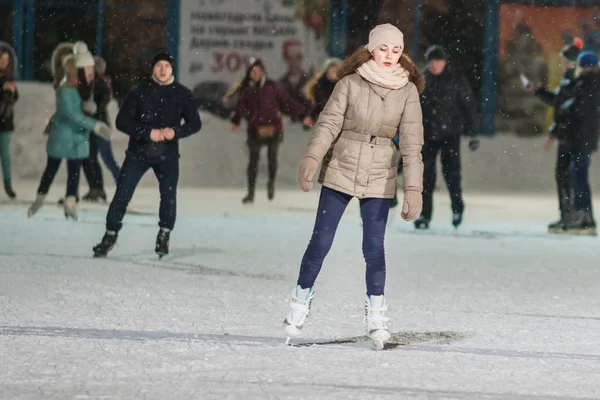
xmin=529 ymin=40 xmax=582 ymax=233
xmin=415 ymin=45 xmax=479 ymax=229
xmin=93 ymin=52 xmax=202 ymax=258
xmin=563 ymin=52 xmax=600 ymax=235
xmin=81 ymin=72 xmax=113 ymax=202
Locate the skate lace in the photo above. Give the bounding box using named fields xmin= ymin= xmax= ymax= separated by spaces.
xmin=366 ymin=305 xmax=389 ymax=329
xmin=287 ymin=296 xmax=311 ymax=323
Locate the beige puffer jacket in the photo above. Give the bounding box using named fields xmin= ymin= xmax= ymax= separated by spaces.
xmin=303 ymin=73 xmax=424 ymax=199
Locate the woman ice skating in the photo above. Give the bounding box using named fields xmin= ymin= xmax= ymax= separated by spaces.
xmin=0 ymin=42 xmax=19 ymax=199
xmin=231 ymin=58 xmax=310 ymax=204
xmin=81 ymin=55 xmax=121 ymax=202
xmin=303 ymin=57 xmax=342 ymax=122
xmin=27 ymin=53 xmax=112 ymax=219
xmin=284 ymin=23 xmax=425 ymax=349
xmin=92 ymin=52 xmax=201 ymax=258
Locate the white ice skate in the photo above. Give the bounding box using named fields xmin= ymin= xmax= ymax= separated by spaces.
xmin=64 ymin=196 xmax=78 ymax=221
xmin=364 ymin=295 xmax=391 ymax=350
xmin=27 ymin=194 xmax=45 ymax=218
xmin=283 ymin=285 xmax=315 ymax=344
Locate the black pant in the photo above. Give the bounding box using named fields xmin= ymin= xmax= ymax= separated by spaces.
xmin=106 ymin=154 xmax=179 ymax=232
xmin=555 ymin=142 xmax=573 ymax=218
xmin=82 ymin=133 xmax=104 ymax=190
xmin=570 ymin=151 xmax=592 ymax=212
xmin=421 ymin=137 xmax=464 ymax=220
xmin=37 ymin=156 xmax=83 ymax=197
xmin=246 ymin=139 xmax=279 ymax=195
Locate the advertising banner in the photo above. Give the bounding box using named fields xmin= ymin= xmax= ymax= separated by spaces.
xmin=178 ymin=0 xmax=328 ymax=104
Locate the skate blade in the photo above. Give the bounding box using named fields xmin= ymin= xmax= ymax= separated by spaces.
xmin=372 ymin=340 xmax=385 ymax=351
xmin=285 ymin=336 xmax=291 ymax=345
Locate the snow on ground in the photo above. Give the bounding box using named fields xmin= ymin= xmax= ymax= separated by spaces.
xmin=1 ymin=185 xmax=599 ymax=399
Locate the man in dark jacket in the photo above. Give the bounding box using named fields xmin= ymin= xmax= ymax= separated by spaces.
xmin=415 ymin=45 xmax=479 ymax=229
xmin=231 ymin=58 xmax=308 ymax=204
xmin=563 ymin=51 xmax=600 ymax=235
xmin=93 ymin=52 xmax=202 ymax=258
xmin=529 ymin=41 xmax=581 ymax=233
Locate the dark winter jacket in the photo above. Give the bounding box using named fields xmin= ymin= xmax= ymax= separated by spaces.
xmin=231 ymin=78 xmax=306 ymax=141
xmin=93 ymin=76 xmax=112 ymax=125
xmin=279 ymin=72 xmax=310 ymax=115
xmin=0 ymin=75 xmax=19 ymax=132
xmin=116 ymin=78 xmax=202 ymax=160
xmin=565 ymin=69 xmax=600 ymax=153
xmin=310 ymin=75 xmax=337 ymax=121
xmin=420 ymin=66 xmax=478 ymax=140
xmin=534 ymin=68 xmax=578 ymax=142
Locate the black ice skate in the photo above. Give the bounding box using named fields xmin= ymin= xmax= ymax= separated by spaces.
xmin=4 ymin=180 xmax=16 ymax=199
xmin=93 ymin=232 xmax=118 ymax=258
xmin=565 ymin=211 xmax=597 ymax=236
xmin=414 ymin=215 xmax=430 ymax=230
xmin=242 ymin=193 xmax=254 ymax=204
xmin=547 ymin=219 xmax=566 ymax=234
xmin=156 ymin=229 xmax=170 ymax=259
xmin=452 ymin=212 xmax=463 ymax=228
xmin=82 ymin=188 xmax=107 ymax=203
xmin=267 ymin=181 xmax=275 ymax=201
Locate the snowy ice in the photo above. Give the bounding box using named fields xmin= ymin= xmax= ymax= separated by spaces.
xmin=1 ymin=185 xmax=599 ymax=399
xmin=1 ymin=84 xmax=599 ymax=399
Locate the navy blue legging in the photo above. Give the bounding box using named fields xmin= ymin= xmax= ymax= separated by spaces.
xmin=297 ymin=186 xmax=391 ymax=296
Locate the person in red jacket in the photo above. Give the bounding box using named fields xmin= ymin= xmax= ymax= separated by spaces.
xmin=231 ymin=58 xmax=310 ymax=204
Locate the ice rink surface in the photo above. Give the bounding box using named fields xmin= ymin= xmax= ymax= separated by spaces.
xmin=1 ymin=185 xmax=599 ymax=399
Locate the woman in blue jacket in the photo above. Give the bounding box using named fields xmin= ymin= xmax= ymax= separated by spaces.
xmin=28 ymin=55 xmax=111 ymax=219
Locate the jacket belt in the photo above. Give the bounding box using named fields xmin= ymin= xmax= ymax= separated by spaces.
xmin=340 ymin=131 xmax=393 ymax=145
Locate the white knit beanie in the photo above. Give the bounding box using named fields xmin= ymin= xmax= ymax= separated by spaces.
xmin=73 ymin=41 xmax=95 ymax=68
xmin=365 ymin=24 xmax=404 ymax=53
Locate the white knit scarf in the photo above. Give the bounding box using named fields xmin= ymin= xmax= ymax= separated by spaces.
xmin=356 ymin=59 xmax=410 ymax=90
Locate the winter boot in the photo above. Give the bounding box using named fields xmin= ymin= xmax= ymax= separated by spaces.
xmin=93 ymin=231 xmax=118 ymax=258
xmin=155 ymin=228 xmax=171 ymax=259
xmin=27 ymin=194 xmax=46 ymax=218
xmin=364 ymin=294 xmax=391 ymax=350
xmin=82 ymin=188 xmax=107 ymax=203
xmin=4 ymin=180 xmax=16 ymax=199
xmin=64 ymin=196 xmax=78 ymax=220
xmin=267 ymin=181 xmax=275 ymax=201
xmin=452 ymin=212 xmax=463 ymax=228
xmin=414 ymin=215 xmax=430 ymax=230
xmin=566 ymin=210 xmax=597 ymax=236
xmin=283 ymin=285 xmax=315 ymax=343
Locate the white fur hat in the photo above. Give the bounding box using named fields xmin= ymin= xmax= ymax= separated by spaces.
xmin=365 ymin=23 xmax=404 ymax=53
xmin=73 ymin=41 xmax=95 ymax=68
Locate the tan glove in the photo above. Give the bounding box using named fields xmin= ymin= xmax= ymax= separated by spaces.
xmin=297 ymin=156 xmax=319 ymax=192
xmin=93 ymin=121 xmax=112 ymax=140
xmin=82 ymin=100 xmax=97 ymax=115
xmin=401 ymin=189 xmax=422 ymax=221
